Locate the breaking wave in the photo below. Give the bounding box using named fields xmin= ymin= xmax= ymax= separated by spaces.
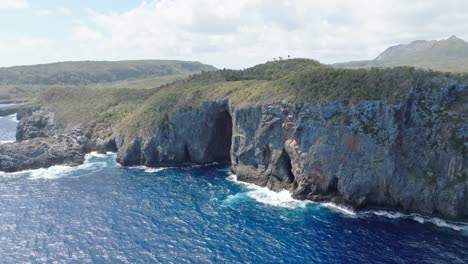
xmin=359 ymin=210 xmax=468 ymax=232
xmin=8 ymin=114 xmax=18 ymax=123
xmin=226 ymin=173 xmax=310 ymax=209
xmin=129 ymin=162 xmax=222 ymax=173
xmin=227 ymin=173 xmax=468 ymax=232
xmin=0 ymin=152 xmax=114 ymax=179
xmin=128 ymin=165 xmax=169 ymax=173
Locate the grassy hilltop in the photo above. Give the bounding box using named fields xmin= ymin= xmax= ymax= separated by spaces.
xmin=34 ymin=59 xmax=468 ymax=140
xmin=0 ymin=60 xmax=216 ymax=101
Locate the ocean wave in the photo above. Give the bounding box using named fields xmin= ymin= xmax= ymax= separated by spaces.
xmin=85 ymin=151 xmax=109 ymax=159
xmin=0 ymin=113 xmax=18 ymax=123
xmin=227 ymin=173 xmax=310 ymax=209
xmin=128 ymin=165 xmax=169 ymax=173
xmin=9 ymin=113 xmax=18 ymax=123
xmin=359 ymin=210 xmax=468 ymax=232
xmin=128 ymin=161 xmax=221 ymax=173
xmin=0 ymin=140 xmax=14 ymax=144
xmin=227 ymin=173 xmax=354 ymax=212
xmin=320 ymin=202 xmax=356 ymax=216
xmin=190 ymin=162 xmax=220 ymax=168
xmin=0 ymin=152 xmax=114 ymax=179
xmin=29 ymin=162 xmax=101 ymax=180
xmin=227 ymin=173 xmax=468 ymax=231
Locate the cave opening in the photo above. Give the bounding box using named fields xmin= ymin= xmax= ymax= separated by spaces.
xmin=276 ymin=149 xmax=295 ymax=183
xmin=206 ymin=109 xmax=233 ymax=162
xmin=184 ymin=145 xmax=192 ymax=163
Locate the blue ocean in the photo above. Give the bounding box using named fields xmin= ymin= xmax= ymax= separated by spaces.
xmin=0 ymin=111 xmax=467 ymax=263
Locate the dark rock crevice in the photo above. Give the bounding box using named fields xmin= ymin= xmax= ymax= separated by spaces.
xmin=205 ymin=109 xmax=232 ymax=162
xmin=184 ymin=145 xmax=192 ymax=163
xmin=116 ymin=100 xmax=234 ymax=167
xmin=275 ymin=149 xmax=295 ymax=184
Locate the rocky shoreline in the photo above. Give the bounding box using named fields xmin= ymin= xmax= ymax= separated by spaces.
xmin=1 ymin=76 xmax=467 ymax=220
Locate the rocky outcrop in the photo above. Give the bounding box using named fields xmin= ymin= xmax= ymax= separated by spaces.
xmin=0 ymin=108 xmax=88 ymax=172
xmin=0 ymin=135 xmax=86 ymax=172
xmin=16 ymin=107 xmax=58 ymax=140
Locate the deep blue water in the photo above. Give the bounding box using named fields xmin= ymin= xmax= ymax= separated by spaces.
xmin=0 ymin=114 xmax=467 ymax=263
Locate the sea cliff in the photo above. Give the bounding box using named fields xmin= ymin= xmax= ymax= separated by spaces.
xmin=1 ymin=60 xmax=467 ymax=219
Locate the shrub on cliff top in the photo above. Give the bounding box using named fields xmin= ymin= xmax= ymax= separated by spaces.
xmin=35 ymin=59 xmax=465 ymax=139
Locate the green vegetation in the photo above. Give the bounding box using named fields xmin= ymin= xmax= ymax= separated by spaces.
xmin=335 ymin=36 xmax=468 ymax=73
xmin=34 ymin=58 xmax=466 ymax=140
xmin=0 ymin=60 xmax=216 ymax=100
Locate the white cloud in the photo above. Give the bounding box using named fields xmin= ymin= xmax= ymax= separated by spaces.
xmin=34 ymin=8 xmax=50 ymax=16
xmin=0 ymin=35 xmax=60 ymax=66
xmin=0 ymin=0 xmax=28 ymax=10
xmin=72 ymin=26 xmax=103 ymax=42
xmin=1 ymin=0 xmax=468 ymax=68
xmin=59 ymin=7 xmax=71 ymax=16
xmin=67 ymin=0 xmax=468 ymax=68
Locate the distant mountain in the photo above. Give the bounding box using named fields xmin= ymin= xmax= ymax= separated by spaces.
xmin=334 ymin=36 xmax=468 ymax=72
xmin=0 ymin=60 xmax=216 ymax=101
xmin=0 ymin=60 xmax=216 ymax=86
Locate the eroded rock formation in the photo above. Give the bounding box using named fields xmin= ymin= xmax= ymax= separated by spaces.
xmin=3 ymin=77 xmax=467 ymax=219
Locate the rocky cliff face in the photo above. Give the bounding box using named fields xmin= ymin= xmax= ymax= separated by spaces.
xmin=115 ymin=77 xmax=467 ymax=219
xmin=0 ymin=136 xmax=85 ymax=172
xmin=0 ymin=108 xmax=88 ymax=172
xmin=116 ymin=100 xmax=232 ymax=166
xmin=7 ymin=77 xmax=468 ymax=219
xmin=230 ymin=78 xmax=467 ymax=219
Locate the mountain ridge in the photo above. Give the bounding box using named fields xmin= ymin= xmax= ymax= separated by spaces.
xmin=0 ymin=59 xmax=216 ymax=100
xmin=334 ymin=36 xmax=468 ymax=72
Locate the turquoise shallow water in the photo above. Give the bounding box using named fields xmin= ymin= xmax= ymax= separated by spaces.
xmin=0 ymin=113 xmax=467 ymax=263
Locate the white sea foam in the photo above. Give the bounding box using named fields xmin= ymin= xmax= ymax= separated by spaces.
xmin=29 ymin=163 xmax=98 ymax=180
xmin=129 ymin=161 xmax=222 ymax=173
xmin=320 ymin=202 xmax=356 ymax=216
xmin=85 ymin=152 xmax=109 ymax=159
xmin=227 ymin=173 xmax=310 ymax=209
xmin=227 ymin=173 xmax=468 ymax=231
xmin=128 ymin=165 xmax=169 ymax=173
xmin=190 ymin=162 xmax=220 ymax=168
xmin=0 ymin=113 xmax=18 ymax=123
xmin=227 ymin=173 xmax=355 ymax=212
xmin=359 ymin=210 xmax=468 ymax=232
xmin=9 ymin=113 xmax=18 ymax=123
xmin=0 ymin=140 xmax=14 ymax=144
xmin=29 ymin=152 xmax=113 ymax=179
xmin=0 ymin=152 xmax=112 ymax=179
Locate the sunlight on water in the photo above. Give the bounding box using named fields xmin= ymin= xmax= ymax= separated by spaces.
xmin=0 ymin=134 xmax=466 ymax=263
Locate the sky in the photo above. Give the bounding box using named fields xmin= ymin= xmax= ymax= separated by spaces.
xmin=0 ymin=0 xmax=467 ymax=69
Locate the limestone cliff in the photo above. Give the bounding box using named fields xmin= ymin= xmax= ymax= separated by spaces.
xmin=115 ymin=77 xmax=468 ymax=219
xmin=231 ymin=79 xmax=467 ymax=219
xmin=6 ymin=76 xmax=468 ymax=220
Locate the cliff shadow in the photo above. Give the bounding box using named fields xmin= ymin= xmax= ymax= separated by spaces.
xmin=276 ymin=149 xmax=295 ymax=184
xmin=206 ymin=109 xmax=233 ymax=162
